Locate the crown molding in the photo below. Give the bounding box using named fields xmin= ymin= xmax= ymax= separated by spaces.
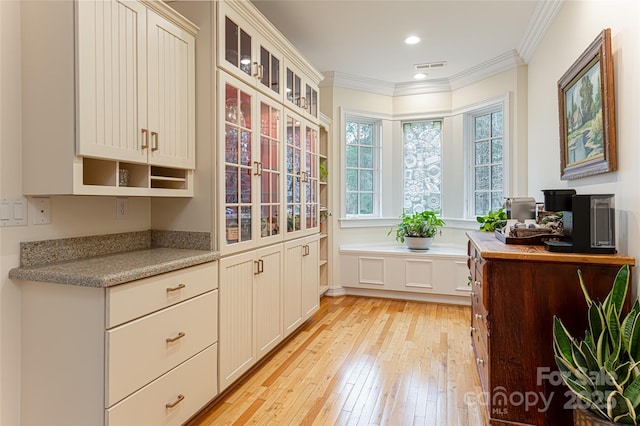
xmin=449 ymin=49 xmax=525 ymax=91
xmin=518 ymin=0 xmax=564 ymax=63
xmin=320 ymin=71 xmax=396 ymax=96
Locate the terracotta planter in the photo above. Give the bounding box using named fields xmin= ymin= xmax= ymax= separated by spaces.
xmin=404 ymin=236 xmax=433 ymax=250
xmin=573 ymin=407 xmax=618 ymax=426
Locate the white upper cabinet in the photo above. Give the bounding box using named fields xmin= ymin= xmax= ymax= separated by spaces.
xmin=21 ymin=0 xmax=198 ymax=196
xmin=284 ymin=60 xmax=319 ymax=123
xmin=76 ymin=0 xmax=195 ymax=168
xmin=218 ymin=2 xmax=283 ymax=102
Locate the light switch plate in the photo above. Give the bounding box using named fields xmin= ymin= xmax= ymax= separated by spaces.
xmin=0 ymin=196 xmax=28 ymax=227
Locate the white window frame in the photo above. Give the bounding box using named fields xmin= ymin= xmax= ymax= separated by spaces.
xmin=341 ymin=111 xmax=382 ymax=219
xmin=464 ymin=95 xmax=509 ymax=218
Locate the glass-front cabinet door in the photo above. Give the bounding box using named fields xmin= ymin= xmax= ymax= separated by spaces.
xmin=284 ymin=60 xmax=319 ymax=123
xmin=219 ymin=2 xmax=282 ymax=102
xmin=284 ymin=110 xmax=319 ymax=239
xmin=221 ymin=73 xmax=254 ymax=250
xmin=257 ymin=93 xmax=283 ymax=244
xmin=304 ymin=123 xmax=319 ymax=230
xmin=219 ymin=71 xmax=284 ymax=254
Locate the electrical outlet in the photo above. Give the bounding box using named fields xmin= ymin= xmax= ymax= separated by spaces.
xmin=31 ymin=197 xmax=51 ymax=225
xmin=116 ymin=198 xmax=128 ymax=220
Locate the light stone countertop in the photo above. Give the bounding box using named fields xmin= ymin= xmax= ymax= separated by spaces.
xmin=8 ymin=230 xmax=218 ymax=287
xmin=9 ymin=247 xmax=219 ymax=287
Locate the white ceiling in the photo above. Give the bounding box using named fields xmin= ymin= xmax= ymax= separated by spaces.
xmin=251 ymin=0 xmax=561 ymax=90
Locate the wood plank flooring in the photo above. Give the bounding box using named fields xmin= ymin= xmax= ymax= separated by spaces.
xmin=188 ymin=296 xmax=488 ymax=425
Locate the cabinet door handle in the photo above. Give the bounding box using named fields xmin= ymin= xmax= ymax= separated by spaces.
xmin=165 ymin=394 xmax=185 ymax=409
xmin=166 ymin=283 xmax=186 ymax=293
xmin=300 ymin=171 xmax=307 ymax=182
xmin=151 ymin=131 xmax=159 ymax=151
xmin=470 ymin=326 xmax=477 ymax=332
xmin=302 ymin=244 xmax=309 ymax=256
xmin=254 ymin=161 xmax=263 ymax=176
xmin=475 ymin=280 xmax=481 ymax=287
xmin=141 ymin=128 xmax=149 ymax=149
xmin=476 ymin=358 xmax=485 ymax=365
xmin=254 ymin=259 xmax=264 ymax=274
xmin=258 ymin=64 xmax=264 ymax=80
xmin=475 ymin=313 xmax=483 ymax=320
xmin=166 ymin=332 xmax=186 ymax=343
xmin=300 ymin=96 xmax=307 ymax=110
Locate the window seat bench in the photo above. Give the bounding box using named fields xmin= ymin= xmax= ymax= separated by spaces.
xmin=339 ymin=243 xmax=471 ymax=305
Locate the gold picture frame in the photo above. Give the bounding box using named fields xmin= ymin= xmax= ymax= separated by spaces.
xmin=558 ymin=28 xmax=616 ymax=180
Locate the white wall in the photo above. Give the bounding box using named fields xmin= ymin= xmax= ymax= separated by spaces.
xmin=0 ymin=2 xmax=151 ymax=422
xmin=527 ymin=0 xmax=640 ymax=277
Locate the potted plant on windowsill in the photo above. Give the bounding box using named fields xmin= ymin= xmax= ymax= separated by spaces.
xmin=553 ymin=264 xmax=640 ymax=425
xmin=388 ymin=210 xmax=445 ymax=250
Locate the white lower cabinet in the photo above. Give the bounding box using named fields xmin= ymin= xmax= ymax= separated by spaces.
xmin=283 ymin=235 xmax=319 ymax=337
xmin=20 ymin=262 xmax=219 ymax=426
xmin=218 ymin=244 xmax=283 ymax=391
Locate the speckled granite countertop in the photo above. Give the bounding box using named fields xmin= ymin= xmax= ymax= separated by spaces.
xmin=8 ymin=230 xmax=219 ymax=287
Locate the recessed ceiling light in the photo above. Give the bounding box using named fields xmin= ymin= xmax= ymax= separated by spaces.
xmin=404 ymin=35 xmax=421 ymax=45
xmin=413 ymin=73 xmax=427 ymax=80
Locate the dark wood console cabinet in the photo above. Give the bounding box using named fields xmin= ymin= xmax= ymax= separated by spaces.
xmin=467 ymin=231 xmax=635 ymax=426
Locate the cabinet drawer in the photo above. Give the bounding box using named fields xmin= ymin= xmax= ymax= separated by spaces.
xmin=106 ymin=290 xmax=218 ymax=406
xmin=471 ymin=299 xmax=489 ymax=353
xmin=106 ymin=343 xmax=218 ymax=426
xmin=472 ymin=333 xmax=489 ymax=395
xmin=107 ymin=262 xmax=218 ymax=328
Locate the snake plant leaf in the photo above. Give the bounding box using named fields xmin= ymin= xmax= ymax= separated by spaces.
xmin=623 ymin=308 xmax=640 ymax=351
xmin=580 ymin=340 xmax=599 ymax=372
xmin=615 ymin=361 xmax=636 ymax=388
xmin=603 ymin=264 xmax=630 ymax=319
xmin=608 ymin=390 xmax=636 ymax=424
xmin=608 ymin=304 xmax=622 ymax=347
xmin=597 ymin=329 xmax=609 ymax=368
xmin=623 ymin=373 xmax=640 ymax=410
xmin=556 ymin=353 xmax=595 ymax=389
xmin=629 ymin=311 xmax=640 ymax=363
xmin=607 ymin=367 xmax=625 ymax=393
xmin=553 ymin=316 xmax=575 ymax=364
xmin=578 ymin=269 xmax=593 ymax=307
xmin=589 ymin=303 xmax=606 ymax=347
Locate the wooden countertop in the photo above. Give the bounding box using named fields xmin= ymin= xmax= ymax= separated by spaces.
xmin=466 ymin=231 xmax=635 ymax=266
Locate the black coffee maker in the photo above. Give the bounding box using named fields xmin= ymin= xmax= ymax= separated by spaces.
xmin=542 ymin=189 xmax=616 ymax=254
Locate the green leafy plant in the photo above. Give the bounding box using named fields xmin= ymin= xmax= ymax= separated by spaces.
xmin=476 ymin=208 xmax=507 ymax=232
xmin=388 ymin=210 xmax=445 ymax=243
xmin=319 ymin=163 xmax=328 ymax=182
xmin=553 ymin=264 xmax=640 ymax=424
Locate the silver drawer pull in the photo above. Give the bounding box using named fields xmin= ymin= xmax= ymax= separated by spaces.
xmin=166 ymin=332 xmax=186 ymax=343
xmin=165 ymin=394 xmax=185 ymax=409
xmin=476 ymin=358 xmax=485 ymax=365
xmin=166 ymin=284 xmax=186 ymax=293
xmin=475 ymin=280 xmax=481 ymax=287
xmin=475 ymin=313 xmax=483 ymax=320
xmin=470 ymin=326 xmax=477 ymax=332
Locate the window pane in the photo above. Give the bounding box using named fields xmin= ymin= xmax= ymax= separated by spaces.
xmin=359 ymin=193 xmax=373 ymax=214
xmin=360 ymin=170 xmax=373 ymax=191
xmin=491 ymin=165 xmax=503 ymax=190
xmin=346 ymin=193 xmax=358 ymax=215
xmin=492 ymin=139 xmax=503 ymax=163
xmin=475 ymin=193 xmax=489 ymax=216
xmin=346 ymin=169 xmax=358 ymax=191
xmin=475 ymin=166 xmax=489 ymax=190
xmin=360 ymin=147 xmax=373 ymax=168
xmin=346 ymin=122 xmax=357 ymax=144
xmin=491 ymin=192 xmax=503 ymax=212
xmin=492 ymin=111 xmax=503 ymax=137
xmin=403 ymin=120 xmax=442 ymax=214
xmin=359 ymin=123 xmax=373 ymax=146
xmin=475 ymin=115 xmax=490 ymax=139
xmin=475 ymin=141 xmax=490 ymax=165
xmin=346 ymin=145 xmax=358 ymax=168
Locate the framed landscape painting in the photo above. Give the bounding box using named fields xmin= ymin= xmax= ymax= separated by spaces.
xmin=558 ymin=28 xmax=616 ymax=180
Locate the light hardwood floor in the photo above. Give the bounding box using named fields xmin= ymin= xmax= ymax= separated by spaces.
xmin=189 ymin=296 xmax=488 ymax=425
